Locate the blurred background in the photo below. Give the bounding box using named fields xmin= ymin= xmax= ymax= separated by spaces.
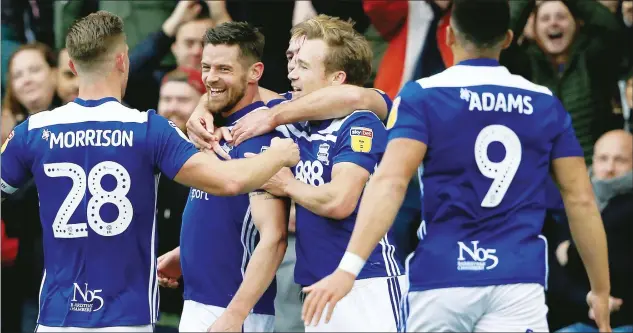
xmin=1 ymin=1 xmax=631 ymax=332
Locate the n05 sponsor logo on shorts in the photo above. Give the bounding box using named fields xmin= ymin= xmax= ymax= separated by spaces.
xmin=457 ymin=241 xmax=499 ymax=271
xmin=71 ymin=283 xmax=104 ymax=312
xmin=295 ymin=160 xmax=325 ymax=186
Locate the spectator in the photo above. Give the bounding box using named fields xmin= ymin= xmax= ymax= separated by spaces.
xmin=505 ymin=0 xmax=624 ymax=164
xmin=158 ymin=67 xmax=206 ymax=132
xmin=125 ymin=1 xmax=212 ymax=111
xmin=552 ymin=130 xmax=633 ymax=333
xmin=1 ymin=42 xmax=59 ymax=143
xmin=56 ymin=48 xmax=79 ymax=105
xmin=155 ymin=67 xmax=205 ymax=326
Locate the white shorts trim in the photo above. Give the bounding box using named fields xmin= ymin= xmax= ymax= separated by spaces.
xmin=306 ymin=275 xmax=408 ymax=332
xmin=403 ymin=283 xmax=549 ymax=332
xmin=179 ymin=300 xmax=274 ymax=332
xmin=36 ymin=324 xmax=153 ymax=332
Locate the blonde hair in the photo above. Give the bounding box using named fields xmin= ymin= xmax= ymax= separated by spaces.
xmin=291 ymin=15 xmax=372 ymax=86
xmin=65 ymin=11 xmax=126 ymax=73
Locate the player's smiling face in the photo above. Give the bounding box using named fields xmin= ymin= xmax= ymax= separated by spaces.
xmin=201 ymin=43 xmax=248 ymax=114
xmin=534 ymin=1 xmax=576 ymax=56
xmin=287 ymin=39 xmax=331 ymax=98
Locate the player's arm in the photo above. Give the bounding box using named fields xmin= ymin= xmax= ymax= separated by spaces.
xmin=549 ymin=100 xmax=611 ymax=332
xmin=282 ymin=163 xmax=369 ymax=220
xmin=1 ymin=123 xmax=32 ymax=203
xmin=270 ymin=85 xmax=390 ymax=122
xmin=174 ymin=141 xmax=297 ymax=196
xmin=231 ymin=86 xmax=391 ymax=145
xmin=222 ymin=192 xmax=288 ymax=322
xmin=300 ymin=82 xmax=428 ymax=326
xmin=150 ymin=112 xmax=299 ymax=196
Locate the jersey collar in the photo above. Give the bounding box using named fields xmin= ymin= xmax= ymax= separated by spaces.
xmin=73 ymin=97 xmax=120 ymax=107
xmin=225 ymin=101 xmax=266 ymax=124
xmin=455 ymin=58 xmax=500 ymax=67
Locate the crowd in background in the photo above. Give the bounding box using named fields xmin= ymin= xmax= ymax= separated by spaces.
xmin=1 ymin=1 xmax=631 ymax=332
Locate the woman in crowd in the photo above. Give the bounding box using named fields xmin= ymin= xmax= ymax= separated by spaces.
xmin=1 ymin=42 xmax=59 ymax=143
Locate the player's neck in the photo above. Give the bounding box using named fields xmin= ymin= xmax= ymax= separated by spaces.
xmin=221 ymin=85 xmax=261 ymax=118
xmin=452 ymin=49 xmax=500 ymax=65
xmin=76 ymin=76 xmax=122 ymax=102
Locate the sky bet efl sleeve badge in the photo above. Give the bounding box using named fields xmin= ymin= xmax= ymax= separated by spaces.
xmin=350 ymin=127 xmax=373 ymax=153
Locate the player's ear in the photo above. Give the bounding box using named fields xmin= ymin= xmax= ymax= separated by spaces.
xmin=329 ymin=71 xmax=346 ymax=86
xmin=115 ymin=52 xmax=127 ymax=74
xmin=248 ymin=61 xmax=264 ymax=83
xmin=500 ymin=29 xmax=514 ymax=50
xmin=69 ymin=60 xmax=78 ymax=76
xmin=446 ymin=25 xmax=456 ymax=48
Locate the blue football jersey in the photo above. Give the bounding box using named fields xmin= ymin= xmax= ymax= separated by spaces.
xmin=0 ymin=97 xmax=198 ymax=327
xmin=276 ymin=111 xmax=404 ymax=287
xmin=387 ymin=59 xmax=584 ymax=292
xmin=180 ymin=101 xmax=278 ymax=315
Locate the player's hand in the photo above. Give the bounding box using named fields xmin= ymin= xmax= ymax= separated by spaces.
xmin=157 ymin=249 xmax=181 ymax=289
xmin=301 ymin=269 xmax=355 ymax=327
xmin=186 ymin=106 xmax=216 ymax=150
xmin=269 ymin=137 xmax=300 ymax=167
xmin=586 ymin=291 xmax=614 ymax=332
xmin=231 ymin=108 xmax=275 ymax=146
xmin=261 ymin=167 xmax=294 ymax=197
xmin=209 ymin=127 xmax=232 ymax=160
xmin=207 ymin=309 xmax=245 ymax=332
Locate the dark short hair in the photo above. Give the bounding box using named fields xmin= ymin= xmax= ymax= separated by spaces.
xmin=451 ymin=0 xmax=510 ymax=49
xmin=203 ymin=21 xmax=265 ymax=64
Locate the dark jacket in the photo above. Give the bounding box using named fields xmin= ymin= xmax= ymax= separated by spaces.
xmin=551 ymin=191 xmax=633 ymax=328
xmin=503 ymin=0 xmax=624 ymax=165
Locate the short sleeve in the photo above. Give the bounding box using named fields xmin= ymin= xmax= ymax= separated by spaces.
xmin=550 ymin=99 xmax=584 ymax=160
xmin=147 ymin=111 xmax=199 ymax=179
xmin=372 ymin=88 xmax=393 ymax=125
xmin=332 ymin=113 xmax=387 ymax=173
xmin=1 ymin=121 xmax=32 ymax=197
xmin=386 ymin=81 xmax=429 ymax=144
xmin=267 ymin=98 xmax=287 ymax=108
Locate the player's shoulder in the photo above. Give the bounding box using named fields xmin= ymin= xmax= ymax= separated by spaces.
xmin=328 ymin=110 xmax=385 ymax=144
xmin=417 ymin=65 xmax=553 ymax=96
xmin=28 ymin=99 xmax=149 ymax=131
xmin=340 ymin=110 xmax=385 ymax=129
